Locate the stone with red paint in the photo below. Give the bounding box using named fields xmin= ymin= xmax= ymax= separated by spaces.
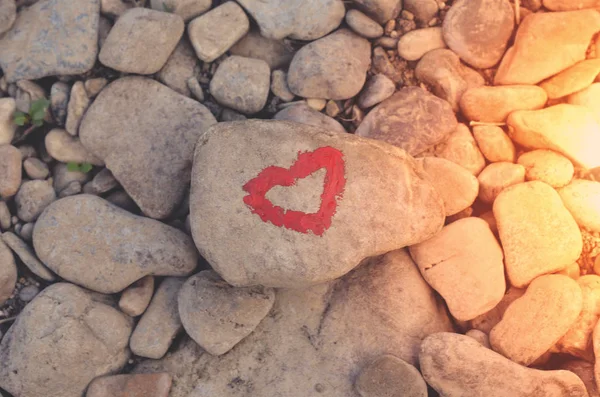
xmin=190 ymin=120 xmax=445 ymax=288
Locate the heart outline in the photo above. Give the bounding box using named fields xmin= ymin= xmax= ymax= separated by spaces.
xmin=242 ymin=146 xmax=346 ymax=236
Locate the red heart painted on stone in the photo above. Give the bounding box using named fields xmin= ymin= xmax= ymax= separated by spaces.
xmin=242 ymin=146 xmax=346 ymax=236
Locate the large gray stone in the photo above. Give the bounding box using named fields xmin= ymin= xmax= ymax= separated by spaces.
xmin=80 ymin=77 xmax=217 ymax=219
xmin=33 ymin=195 xmax=198 ymax=294
xmin=0 ymin=0 xmax=100 ymax=82
xmin=190 ymin=120 xmax=445 ymax=288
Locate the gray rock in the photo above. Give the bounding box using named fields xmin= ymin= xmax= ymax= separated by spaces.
xmin=0 ymin=98 xmax=16 ymax=144
xmin=420 ymin=332 xmax=589 ymax=397
xmin=97 ymin=15 xmax=112 ymax=48
xmin=0 ymin=283 xmax=133 ymax=397
xmin=79 ymin=77 xmax=217 ymax=219
xmin=50 ymin=82 xmax=70 ymax=127
xmin=65 ymin=82 xmax=90 ymax=136
xmin=58 ymin=181 xmax=82 ymax=197
xmin=15 ymin=180 xmax=56 ymax=222
xmin=100 ymin=0 xmax=132 ymax=18
xmin=2 ymin=231 xmax=55 ymax=281
xmin=130 ymin=277 xmax=185 ymax=359
xmin=237 ymin=0 xmax=345 ymax=40
xmin=178 ymin=270 xmax=275 ymax=355
xmin=18 ymin=284 xmax=39 ymax=302
xmin=45 ymin=129 xmax=104 ymax=166
xmin=355 ymin=355 xmax=427 ymax=397
xmin=209 ymin=56 xmax=271 ymax=114
xmin=99 ymin=8 xmax=184 ymax=74
xmin=0 ymin=0 xmax=16 ymax=34
xmin=271 ymin=70 xmax=295 ymax=102
xmin=158 ymin=39 xmax=197 ymax=97
xmin=23 ymin=157 xmax=49 ymax=180
xmin=0 ymin=239 xmax=16 ymax=306
xmin=17 ymin=145 xmax=36 ymax=160
xmin=150 ymin=0 xmax=211 ymax=21
xmin=397 ymin=27 xmax=446 ymax=61
xmin=118 ymin=275 xmax=154 ymax=317
xmin=274 ymin=103 xmax=346 ymax=134
xmin=351 ymin=0 xmax=402 ymax=24
xmin=33 ymin=195 xmax=198 ymax=293
xmin=357 ymin=74 xmax=396 ymax=108
xmin=230 ymin=30 xmax=295 ymax=70
xmin=220 ymin=108 xmax=246 ymax=122
xmin=288 ymin=29 xmax=371 ymax=100
xmin=105 ymin=190 xmax=138 ymax=212
xmin=345 ymin=9 xmax=384 ymax=39
xmin=403 ymin=0 xmax=439 ymax=24
xmin=0 ymin=201 xmax=10 ymax=231
xmin=442 ymin=0 xmax=515 ymax=68
xmin=52 ymin=163 xmax=91 ymax=193
xmin=0 ymin=0 xmax=100 ymax=82
xmin=187 ymin=2 xmax=249 ymax=63
xmin=187 ymin=77 xmax=204 ymax=102
xmin=356 ymin=86 xmax=458 ymax=156
xmin=19 ymin=222 xmax=34 ymax=241
xmin=88 ymin=168 xmax=119 ymax=194
xmin=0 ymin=145 xmax=21 ymax=198
xmin=190 ymin=120 xmax=444 ymax=288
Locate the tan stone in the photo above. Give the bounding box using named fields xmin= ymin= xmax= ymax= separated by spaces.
xmin=490 ymin=274 xmax=583 ymax=365
xmin=544 ymin=0 xmax=600 ymax=10
xmin=472 ymin=125 xmax=516 ymax=162
xmin=355 ymin=355 xmax=427 ymax=397
xmin=431 ymin=123 xmax=485 ymax=176
xmin=397 ymin=27 xmax=446 ymax=61
xmin=466 ymin=329 xmax=491 ymax=348
xmin=568 ymin=83 xmax=600 ymax=124
xmin=470 ymin=287 xmax=525 ymax=333
xmin=517 ymin=149 xmax=574 ymax=188
xmin=0 ymin=145 xmax=21 ymax=198
xmin=478 ymin=211 xmax=498 ymax=234
xmin=118 ymin=275 xmax=154 ymax=317
xmin=540 ymin=59 xmax=600 ymax=99
xmin=559 ymin=179 xmax=600 ymax=233
xmin=477 ymin=162 xmax=525 ymax=204
xmin=460 ymin=85 xmax=547 ymax=122
xmin=0 ymin=239 xmax=16 ymax=306
xmin=45 ymin=129 xmax=104 ymax=166
xmin=87 ymin=373 xmax=172 ymax=397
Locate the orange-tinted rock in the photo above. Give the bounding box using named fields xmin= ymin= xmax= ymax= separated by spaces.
xmin=540 ymin=59 xmax=600 ymax=99
xmin=86 ymin=373 xmax=172 ymax=397
xmin=460 ymin=85 xmax=547 ymax=122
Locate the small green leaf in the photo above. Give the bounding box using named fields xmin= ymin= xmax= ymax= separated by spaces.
xmin=80 ymin=163 xmax=93 ymax=173
xmin=29 ymin=98 xmax=50 ymax=122
xmin=32 ymin=119 xmax=44 ymax=127
xmin=13 ymin=112 xmax=28 ymax=126
xmin=66 ymin=162 xmax=80 ymax=172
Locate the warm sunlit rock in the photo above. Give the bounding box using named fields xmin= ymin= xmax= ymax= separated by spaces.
xmin=540 ymin=58 xmax=600 ymax=99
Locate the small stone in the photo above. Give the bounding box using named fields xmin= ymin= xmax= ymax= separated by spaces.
xmin=431 ymin=123 xmax=485 ymax=176
xmin=421 ymin=332 xmax=589 ymax=397
xmin=0 ymin=201 xmax=10 ymax=231
xmin=50 ymin=82 xmax=70 ymax=127
xmin=460 ymin=85 xmax=547 ymax=122
xmin=158 ymin=40 xmax=197 ymax=97
xmin=274 ymin=103 xmax=346 ymax=134
xmin=45 ymin=128 xmax=104 ymax=166
xmin=187 ymin=77 xmax=204 ymax=102
xmin=568 ymin=84 xmax=600 ymax=124
xmin=18 ymin=145 xmax=36 ymax=160
xmin=271 ymin=70 xmax=295 ymax=102
xmin=442 ymin=0 xmax=514 ymax=68
xmin=357 ymin=86 xmax=457 ymax=155
xmin=306 ymin=98 xmax=327 ymax=111
xmin=0 ymin=239 xmax=16 ymax=306
xmin=99 ymin=8 xmax=184 ymax=74
xmin=130 ymin=277 xmax=185 ymax=359
xmin=105 ymin=190 xmax=138 ymax=212
xmin=507 ymin=104 xmax=600 ymax=169
xmin=374 ymin=36 xmax=399 ymax=49
xmin=188 ymin=2 xmax=249 ymax=63
xmin=409 ymin=217 xmax=505 ymax=321
xmin=86 ymin=373 xmax=173 ymax=397
xmin=23 ymin=157 xmax=49 ymax=180
xmin=540 ymin=58 xmax=600 ymax=99
xmin=0 ymin=0 xmax=100 ymax=82
xmin=397 ymin=27 xmax=446 ymax=61
xmin=477 ymin=162 xmax=525 ymax=204
xmin=372 ymin=46 xmax=403 ymax=83
xmin=65 ymin=82 xmax=90 ymax=136
xmin=0 ymin=145 xmax=21 ymax=198
xmin=355 ymin=354 xmax=427 ymax=397
xmin=287 ymin=29 xmax=371 ymax=100
xmin=53 ymin=162 xmax=91 ymax=193
xmin=209 ymin=56 xmax=270 ymax=115
xmin=100 ymin=0 xmax=132 ymax=18
xmin=33 ymin=195 xmax=198 ymax=293
xmin=350 ymin=0 xmax=402 ymax=24
xmin=15 ymin=180 xmax=56 ymax=222
xmin=415 ymin=157 xmax=478 ymax=216
xmin=357 ymin=74 xmax=396 ymax=109
xmin=220 ymin=108 xmax=246 ymax=122
xmin=88 ymin=168 xmax=119 ymax=194
xmin=403 ymin=0 xmax=438 ymax=24
xmin=237 ymin=0 xmax=344 ymax=40
xmin=559 ymin=179 xmax=600 ymax=233
xmin=84 ymin=77 xmax=108 ymax=98
xmin=0 ymin=98 xmax=16 ymax=145
xmin=465 ymin=329 xmax=491 ymax=348
xmin=229 ymin=30 xmax=295 ymax=70
xmin=178 ymin=270 xmax=275 ymax=355
xmin=150 ymin=0 xmax=211 ymax=21
xmin=18 ymin=284 xmax=39 ymax=302
xmin=472 ymin=125 xmax=516 ymax=163
xmin=2 ymin=231 xmax=55 ymax=281
xmin=493 ymin=181 xmax=582 ymax=288
xmin=0 ymin=0 xmax=16 ymax=34
xmin=345 ymin=9 xmax=384 ymax=39
xmin=119 ymin=275 xmax=154 ymax=317
xmin=495 ymin=10 xmax=600 ymax=85
xmin=517 ymin=150 xmax=574 ymax=188
xmin=490 ymin=274 xmax=583 ymax=365
xmin=19 ymin=222 xmax=34 ymax=241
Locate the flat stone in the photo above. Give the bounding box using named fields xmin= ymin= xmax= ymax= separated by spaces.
xmin=409 ymin=217 xmax=505 ymax=321
xmin=495 ymin=10 xmax=600 ymax=85
xmin=0 ymin=98 xmax=16 ymax=145
xmin=544 ymin=0 xmax=600 ymax=10
xmin=130 ymin=277 xmax=185 ymax=359
xmin=540 ymin=58 xmax=600 ymax=99
xmin=469 ymin=287 xmax=526 ymax=333
xmin=0 ymin=0 xmax=16 ymax=34
xmin=23 ymin=157 xmax=49 ymax=180
xmin=559 ymin=179 xmax=600 ymax=232
xmin=65 ymin=82 xmax=90 ymax=136
xmin=472 ymin=125 xmax=516 ymax=163
xmin=271 ymin=70 xmax=295 ymax=102
xmin=2 ymin=232 xmax=55 ymax=281
xmin=45 ymin=128 xmax=104 ymax=166
xmin=118 ymin=275 xmax=154 ymax=317
xmin=178 ymin=270 xmax=275 ymax=355
xmin=355 ymin=355 xmax=427 ymax=397
xmin=190 ymin=120 xmax=445 ymax=288
xmin=477 ymin=162 xmax=525 ymax=204
xmin=493 ymin=181 xmax=582 ymax=288
xmin=0 ymin=283 xmax=133 ymax=397
xmin=237 ymin=0 xmax=344 ymax=40
xmin=358 ymin=74 xmax=396 ymax=109
xmin=0 ymin=0 xmax=100 ymax=82
xmin=430 ymin=123 xmax=485 ymax=176
xmin=157 ymin=40 xmax=197 ymax=97
xmin=230 ymin=30 xmax=295 ymax=70
xmin=442 ymin=0 xmax=514 ymax=68
xmin=80 ymin=77 xmax=217 ymax=219
xmin=507 ymin=104 xmax=600 ymax=169
xmin=398 ymin=27 xmax=446 ymax=61
xmin=87 ymin=373 xmax=172 ymax=397
xmin=33 ymin=195 xmax=197 ymax=293
xmin=0 ymin=239 xmax=16 ymax=306
xmin=274 ymin=103 xmax=346 ymax=134
xmin=209 ymin=56 xmax=270 ymax=114
xmin=15 ymin=180 xmax=56 ymax=222
xmin=490 ymin=274 xmax=583 ymax=365
xmin=420 ymin=332 xmax=589 ymax=397
xmin=99 ymin=8 xmax=184 ymax=74
xmin=150 ymin=0 xmax=211 ymax=21
xmin=345 ymin=9 xmax=384 ymax=39
xmin=517 ymin=150 xmax=574 ymax=188
xmin=460 ymin=85 xmax=547 ymax=122
xmin=50 ymin=82 xmax=70 ymax=127
xmin=568 ymin=83 xmax=600 ymax=124
xmin=356 ymin=86 xmax=458 ymax=156
xmin=415 ymin=157 xmax=478 ymax=216
xmin=188 ymin=2 xmax=249 ymax=63
xmin=0 ymin=144 xmax=21 ymax=198
xmin=351 ymin=0 xmax=402 ymax=24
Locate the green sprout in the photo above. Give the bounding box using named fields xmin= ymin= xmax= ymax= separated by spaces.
xmin=66 ymin=162 xmax=93 ymax=173
xmin=13 ymin=98 xmax=50 ymax=128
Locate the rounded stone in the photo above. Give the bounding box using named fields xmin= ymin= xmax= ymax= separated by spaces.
xmin=274 ymin=103 xmax=346 ymax=134
xmin=150 ymin=0 xmax=211 ymax=21
xmin=517 ymin=150 xmax=574 ymax=188
xmin=558 ymin=179 xmax=600 ymax=232
xmin=472 ymin=125 xmax=516 ymax=163
xmin=0 ymin=98 xmax=17 ymax=145
xmin=430 ymin=123 xmax=485 ymax=176
xmin=355 ymin=354 xmax=427 ymax=397
xmin=0 ymin=144 xmax=21 ymax=198
xmin=460 ymin=85 xmax=547 ymax=123
xmin=45 ymin=128 xmax=104 ymax=166
xmin=23 ymin=157 xmax=50 ymax=180
xmin=477 ymin=162 xmax=525 ymax=204
xmin=15 ymin=180 xmax=56 ymax=222
xmin=345 ymin=9 xmax=384 ymax=39
xmin=357 ymin=74 xmax=396 ymax=109
xmin=397 ymin=27 xmax=446 ymax=61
